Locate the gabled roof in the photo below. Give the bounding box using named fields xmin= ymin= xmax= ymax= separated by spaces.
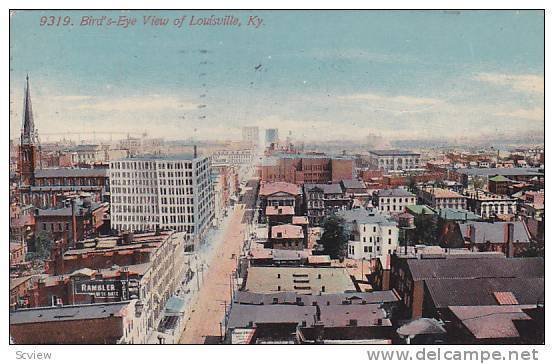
xmin=425 ymin=277 xmax=544 ymax=308
xmin=259 ymin=182 xmax=301 ymax=197
xmin=407 ymin=257 xmax=544 ymax=281
xmin=449 ymin=305 xmax=532 ymax=339
xmin=489 ymin=174 xmax=512 ymax=182
xmin=458 ymin=221 xmax=531 ymax=244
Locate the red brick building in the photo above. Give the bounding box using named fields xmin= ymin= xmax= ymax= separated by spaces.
xmin=259 ymin=154 xmax=354 ymax=184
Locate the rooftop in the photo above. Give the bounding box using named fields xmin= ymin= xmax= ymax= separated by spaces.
xmin=437 ymin=208 xmax=481 ymax=221
xmin=259 ymin=182 xmax=301 ymax=197
xmin=425 ymin=277 xmax=544 ymax=308
xmin=458 ymin=221 xmax=531 ymax=244
xmin=406 ymin=205 xmax=436 ymax=215
xmin=271 ymin=224 xmax=304 ymax=239
xmin=34 ymin=168 xmax=108 ymax=179
xmin=376 ymin=188 xmax=415 ymax=198
xmin=114 ymin=153 xmax=198 ymax=161
xmin=304 ymin=183 xmax=343 ymax=195
xmin=421 ymin=187 xmax=464 ymax=198
xmin=369 ymin=149 xmax=420 ymax=156
xmin=227 ymin=304 xmax=317 ymax=329
xmin=244 ymin=266 xmax=356 ymax=295
xmin=336 ymin=209 xmax=397 ymax=226
xmin=265 ymin=206 xmax=295 ymax=216
xmin=448 ymin=305 xmax=533 ymax=339
xmin=341 ymin=179 xmax=366 ymax=190
xmin=10 ymin=301 xmax=131 ymax=325
xmin=455 ymin=168 xmax=543 ymax=177
xmin=406 ymin=257 xmax=544 ymax=281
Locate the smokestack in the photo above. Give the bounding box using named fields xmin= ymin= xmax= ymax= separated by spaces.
xmin=71 ymin=199 xmax=77 ymax=246
xmin=505 ymin=223 xmax=514 ymax=258
xmin=193 ymin=145 xmax=197 ymax=158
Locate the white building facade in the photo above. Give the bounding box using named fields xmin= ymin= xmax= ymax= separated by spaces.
xmin=368 ymin=150 xmax=421 ymax=172
xmin=343 ymin=212 xmax=399 ymax=262
xmin=373 ymin=189 xmax=417 ymax=215
xmin=109 ymin=154 xmax=214 ymax=240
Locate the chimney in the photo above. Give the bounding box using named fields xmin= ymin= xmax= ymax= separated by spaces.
xmin=505 ymin=223 xmax=514 ymax=258
xmin=193 ymin=145 xmax=197 ymax=158
xmin=469 ymin=225 xmax=476 ymax=244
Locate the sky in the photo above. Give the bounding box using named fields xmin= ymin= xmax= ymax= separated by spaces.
xmin=9 ymin=10 xmax=544 ymax=143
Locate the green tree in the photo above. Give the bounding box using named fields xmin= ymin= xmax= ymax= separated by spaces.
xmin=320 ymin=215 xmax=348 ymax=260
xmin=518 ymin=240 xmax=545 ymax=258
xmin=407 ymin=176 xmax=417 ymax=193
xmin=33 ymin=231 xmax=54 ymax=260
xmin=413 ymin=215 xmax=438 ymax=245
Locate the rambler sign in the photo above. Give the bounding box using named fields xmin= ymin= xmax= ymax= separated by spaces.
xmin=75 ymin=280 xmax=140 ymax=299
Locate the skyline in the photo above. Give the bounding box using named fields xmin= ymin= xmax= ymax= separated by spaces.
xmin=9 ymin=10 xmax=544 ymax=142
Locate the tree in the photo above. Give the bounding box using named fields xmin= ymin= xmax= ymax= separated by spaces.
xmin=413 ymin=215 xmax=438 ymax=245
xmin=407 ymin=176 xmax=417 ymax=193
xmin=320 ymin=215 xmax=348 ymax=260
xmin=32 ymin=231 xmax=54 ymax=260
xmin=518 ymin=240 xmax=545 ymax=258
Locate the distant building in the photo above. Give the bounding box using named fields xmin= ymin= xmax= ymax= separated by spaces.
xmin=373 ymin=188 xmax=416 ymax=214
xmin=212 ymin=149 xmax=253 ymax=166
xmin=368 ymin=150 xmax=421 ymax=172
xmin=418 ymin=186 xmax=467 ymax=210
xmin=242 ymin=126 xmax=259 ymax=146
xmin=265 ymin=128 xmax=279 ymax=146
xmin=109 ymin=153 xmax=214 ymax=240
xmin=259 ymin=154 xmax=354 ymax=184
xmin=465 ymin=189 xmax=517 ymax=219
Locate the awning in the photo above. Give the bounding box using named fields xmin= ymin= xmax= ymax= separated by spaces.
xmin=164 ymin=296 xmax=186 ymax=316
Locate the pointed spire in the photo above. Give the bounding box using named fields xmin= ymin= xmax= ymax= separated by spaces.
xmin=21 ymin=74 xmax=36 ymax=146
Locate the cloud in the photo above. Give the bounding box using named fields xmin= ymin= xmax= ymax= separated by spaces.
xmin=474 ymin=72 xmax=544 ymax=95
xmin=337 ymin=92 xmax=444 ymax=114
xmin=495 ymin=107 xmax=544 ymax=121
xmin=68 ymin=95 xmax=198 ymax=112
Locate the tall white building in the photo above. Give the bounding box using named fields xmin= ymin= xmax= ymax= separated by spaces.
xmin=337 ymin=209 xmax=399 ymax=263
xmin=242 ymin=126 xmax=259 ymax=146
xmin=109 ymin=153 xmax=214 ymax=240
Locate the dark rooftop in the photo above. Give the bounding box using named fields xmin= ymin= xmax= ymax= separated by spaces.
xmin=425 ymin=277 xmax=544 ymax=308
xmin=407 ymin=257 xmax=544 ymax=281
xmin=10 ymin=301 xmax=130 ymax=325
xmin=34 ymin=168 xmax=108 ymax=178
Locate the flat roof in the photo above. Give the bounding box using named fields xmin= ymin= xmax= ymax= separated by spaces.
xmin=369 ymin=149 xmax=420 ymax=156
xmin=34 ymin=168 xmax=108 ymax=178
xmin=245 ymin=266 xmax=356 ymax=295
xmin=10 ymin=301 xmax=131 ymax=325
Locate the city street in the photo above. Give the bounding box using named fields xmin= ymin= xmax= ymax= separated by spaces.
xmin=179 ymin=204 xmax=247 ymax=344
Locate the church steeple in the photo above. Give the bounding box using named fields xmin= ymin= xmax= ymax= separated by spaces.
xmin=21 ymin=74 xmax=37 ymax=146
xmin=18 ymin=75 xmax=39 ymax=188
